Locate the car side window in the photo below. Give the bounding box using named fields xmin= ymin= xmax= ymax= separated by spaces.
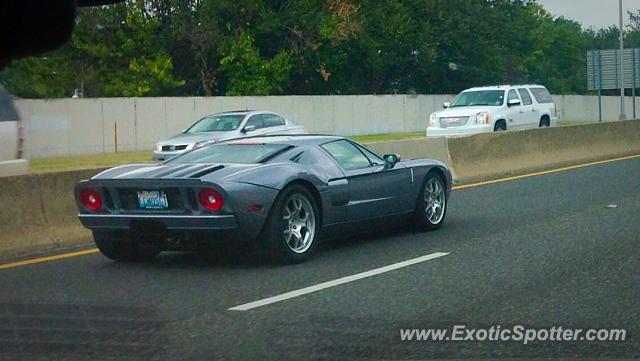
xmin=356 ymin=144 xmax=384 ymax=165
xmin=245 ymin=115 xmax=265 ymax=129
xmin=530 ymin=87 xmax=553 ymax=103
xmin=518 ymin=88 xmax=533 ymax=105
xmin=321 ymin=140 xmax=372 ymax=170
xmin=507 ymin=90 xmax=520 ymax=106
xmin=262 ymin=114 xmax=286 ymax=128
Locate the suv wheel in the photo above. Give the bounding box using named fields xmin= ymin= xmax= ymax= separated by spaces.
xmin=539 ymin=116 xmax=550 ymax=127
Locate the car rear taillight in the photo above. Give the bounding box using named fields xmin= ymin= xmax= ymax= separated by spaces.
xmin=80 ymin=188 xmax=102 ymax=211
xmin=198 ymin=188 xmax=224 ymax=212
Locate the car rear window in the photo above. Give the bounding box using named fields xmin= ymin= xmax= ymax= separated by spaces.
xmin=168 ymin=143 xmax=292 ymax=164
xmin=529 ymin=87 xmax=553 ymax=104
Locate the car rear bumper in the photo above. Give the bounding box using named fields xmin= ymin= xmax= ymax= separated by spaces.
xmin=426 ymin=124 xmax=493 ymax=137
xmin=78 ymin=213 xmax=239 ymax=231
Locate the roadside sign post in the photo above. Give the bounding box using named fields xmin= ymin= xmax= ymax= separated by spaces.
xmin=633 ymin=49 xmax=637 ymax=119
xmin=587 ymin=48 xmax=640 ymax=120
xmin=596 ymin=50 xmax=602 ymax=122
xmin=619 ymin=0 xmax=626 ymax=120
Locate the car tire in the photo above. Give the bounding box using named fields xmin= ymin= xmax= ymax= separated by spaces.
xmin=494 ymin=121 xmax=506 ymax=131
xmin=539 ymin=116 xmax=550 ymax=127
xmin=260 ymin=185 xmax=320 ymax=264
xmin=93 ymin=231 xmax=159 ymax=262
xmin=412 ymin=172 xmax=447 ymax=231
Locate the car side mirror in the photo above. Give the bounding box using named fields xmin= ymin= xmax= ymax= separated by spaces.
xmin=242 ymin=124 xmax=256 ymax=133
xmin=443 ymin=102 xmax=450 ymax=108
xmin=508 ymin=99 xmax=521 ymax=107
xmin=383 ymin=154 xmax=400 ymax=168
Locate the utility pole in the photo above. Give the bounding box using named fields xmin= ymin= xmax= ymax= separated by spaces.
xmin=620 ymin=0 xmax=627 ymax=120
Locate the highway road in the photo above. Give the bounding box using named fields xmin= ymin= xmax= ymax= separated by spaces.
xmin=1 ymin=157 xmax=639 ymax=360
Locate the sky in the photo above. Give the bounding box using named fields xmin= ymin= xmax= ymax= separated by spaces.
xmin=537 ymin=0 xmax=640 ymax=29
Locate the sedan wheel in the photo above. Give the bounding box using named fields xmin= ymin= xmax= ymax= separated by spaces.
xmin=282 ymin=194 xmax=316 ymax=254
xmin=424 ymin=176 xmax=446 ymax=224
xmin=261 ymin=185 xmax=320 ymax=264
xmin=413 ymin=173 xmax=447 ymax=230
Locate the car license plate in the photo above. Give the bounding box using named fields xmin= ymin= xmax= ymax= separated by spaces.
xmin=137 ymin=190 xmax=169 ymax=209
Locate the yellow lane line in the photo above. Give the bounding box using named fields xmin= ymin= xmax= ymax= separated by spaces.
xmin=2 ymin=152 xmax=640 ymax=270
xmin=0 ymin=248 xmax=99 ymax=270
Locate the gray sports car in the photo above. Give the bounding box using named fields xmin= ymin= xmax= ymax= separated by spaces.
xmin=75 ymin=135 xmax=452 ymax=264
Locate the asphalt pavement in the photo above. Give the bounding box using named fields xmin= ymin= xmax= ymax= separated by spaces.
xmin=1 ymin=157 xmax=639 ymax=360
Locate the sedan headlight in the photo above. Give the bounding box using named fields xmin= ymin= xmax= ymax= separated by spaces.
xmin=475 ymin=112 xmax=491 ymax=125
xmin=429 ymin=113 xmax=438 ymax=127
xmin=156 ymin=143 xmax=162 ymax=151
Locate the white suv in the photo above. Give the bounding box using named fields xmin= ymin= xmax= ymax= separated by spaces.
xmin=427 ymin=85 xmax=557 ymax=137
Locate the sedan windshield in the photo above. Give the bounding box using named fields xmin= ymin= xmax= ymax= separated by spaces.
xmin=169 ymin=143 xmax=291 ymax=164
xmin=450 ymin=90 xmax=505 ymax=107
xmin=185 ymin=114 xmax=244 ymax=133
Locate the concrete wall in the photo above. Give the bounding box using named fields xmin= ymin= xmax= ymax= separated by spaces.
xmin=552 ymin=94 xmax=640 ymax=122
xmin=13 ymin=94 xmax=640 ymax=159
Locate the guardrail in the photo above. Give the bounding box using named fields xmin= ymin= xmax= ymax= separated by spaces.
xmin=2 ymin=120 xmax=639 ymax=261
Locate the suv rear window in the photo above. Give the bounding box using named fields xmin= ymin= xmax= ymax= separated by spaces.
xmin=529 ymin=87 xmax=553 ymax=104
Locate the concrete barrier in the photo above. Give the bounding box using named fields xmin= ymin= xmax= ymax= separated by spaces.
xmin=1 ymin=121 xmax=640 ymax=260
xmin=447 ymin=120 xmax=640 ymax=182
xmin=0 ymin=169 xmax=104 ymax=260
xmin=0 ymin=159 xmax=29 ymax=177
xmin=367 ymin=137 xmax=450 ymax=166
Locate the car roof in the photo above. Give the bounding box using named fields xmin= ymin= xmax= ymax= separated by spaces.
xmin=464 ymin=84 xmax=548 ymax=91
xmin=208 ymin=110 xmax=279 ymax=117
xmin=223 ymin=134 xmax=344 ymax=146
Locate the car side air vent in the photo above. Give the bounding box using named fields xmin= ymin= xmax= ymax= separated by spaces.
xmin=190 ymin=165 xmax=225 ymax=178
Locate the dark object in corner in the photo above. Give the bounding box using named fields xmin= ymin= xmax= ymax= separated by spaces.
xmin=0 ymin=0 xmax=124 ymax=70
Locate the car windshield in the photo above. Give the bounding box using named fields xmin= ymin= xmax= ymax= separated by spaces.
xmin=450 ymin=90 xmax=505 ymax=107
xmin=185 ymin=114 xmax=244 ymax=133
xmin=168 ymin=143 xmax=290 ymax=164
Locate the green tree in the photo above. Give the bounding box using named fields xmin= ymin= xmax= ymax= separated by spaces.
xmin=219 ymin=34 xmax=292 ymax=95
